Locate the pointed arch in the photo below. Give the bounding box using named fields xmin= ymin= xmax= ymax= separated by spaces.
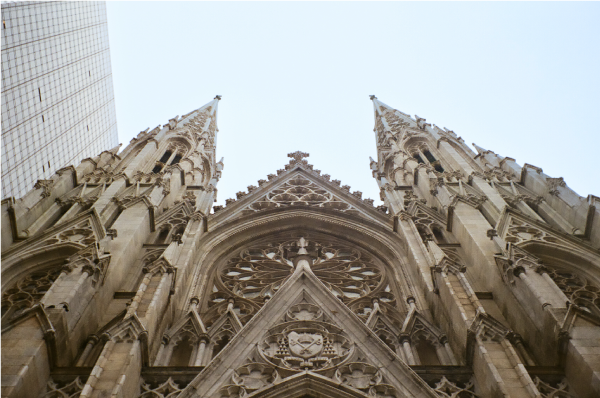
xmin=1 ymin=242 xmax=84 ymax=322
xmin=519 ymin=241 xmax=600 ymax=317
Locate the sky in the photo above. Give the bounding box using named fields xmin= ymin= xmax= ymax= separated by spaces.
xmin=106 ymin=2 xmax=600 ymax=208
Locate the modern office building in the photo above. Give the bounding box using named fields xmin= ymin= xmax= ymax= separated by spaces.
xmin=1 ymin=1 xmax=119 ymax=199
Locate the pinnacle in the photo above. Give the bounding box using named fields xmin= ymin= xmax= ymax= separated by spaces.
xmin=472 ymin=143 xmax=488 ymax=155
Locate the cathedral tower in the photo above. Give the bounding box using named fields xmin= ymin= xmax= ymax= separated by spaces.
xmin=1 ymin=96 xmax=599 ymax=398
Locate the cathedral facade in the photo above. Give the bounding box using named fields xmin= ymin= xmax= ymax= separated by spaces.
xmin=1 ymin=96 xmax=599 ymax=398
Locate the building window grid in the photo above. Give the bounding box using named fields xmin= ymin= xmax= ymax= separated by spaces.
xmin=1 ymin=2 xmax=118 ymax=199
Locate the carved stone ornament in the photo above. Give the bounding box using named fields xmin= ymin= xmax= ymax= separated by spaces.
xmin=243 ymin=174 xmax=361 ymax=215
xmin=504 ymin=219 xmax=563 ymax=246
xmin=433 ymin=376 xmax=479 ymax=398
xmin=34 ymin=179 xmax=55 ymax=198
xmin=213 ymin=236 xmax=396 ymax=317
xmin=139 ymin=376 xmax=183 ymax=398
xmin=41 ymin=376 xmax=85 ymax=398
xmin=43 ymin=219 xmax=97 ymax=247
xmin=219 ymin=363 xmax=279 ymax=397
xmin=259 ymin=320 xmax=352 ymax=371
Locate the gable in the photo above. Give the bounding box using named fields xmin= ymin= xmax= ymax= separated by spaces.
xmin=180 ymin=265 xmax=437 ymax=398
xmin=212 ymin=167 xmax=389 ymax=226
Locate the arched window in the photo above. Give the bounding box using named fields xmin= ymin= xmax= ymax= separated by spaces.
xmin=170 ymin=153 xmax=182 ymax=165
xmin=169 ymin=335 xmax=195 ymax=366
xmin=206 ymin=235 xmax=399 ymax=318
xmin=211 ymin=334 xmax=230 ymax=359
xmin=545 ymin=265 xmax=600 ymax=317
xmin=1 ymin=267 xmax=63 ymax=321
xmin=423 ymin=150 xmax=437 ymax=164
xmin=409 ymin=144 xmax=445 ymax=173
xmin=155 ymin=227 xmax=171 ymax=244
xmin=432 ymin=226 xmax=448 ymax=244
xmin=413 ymin=334 xmax=442 ymax=366
xmin=152 ymin=142 xmax=188 ymax=174
xmin=159 ymin=150 xmax=173 ymax=164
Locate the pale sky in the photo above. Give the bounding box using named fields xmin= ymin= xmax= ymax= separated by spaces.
xmin=106 ymin=2 xmax=600 ymax=208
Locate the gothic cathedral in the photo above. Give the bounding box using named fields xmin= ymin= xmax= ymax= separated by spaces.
xmin=2 ymin=96 xmax=599 ymax=398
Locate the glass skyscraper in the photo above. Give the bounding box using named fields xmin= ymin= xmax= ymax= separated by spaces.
xmin=1 ymin=1 xmax=119 ymax=199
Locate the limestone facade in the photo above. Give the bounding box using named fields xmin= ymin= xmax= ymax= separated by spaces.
xmin=2 ymin=95 xmax=599 ymax=398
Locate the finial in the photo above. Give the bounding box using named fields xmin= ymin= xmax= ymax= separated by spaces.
xmin=214 ymin=95 xmax=222 ymax=100
xmin=369 ymin=95 xmax=377 ymax=100
xmin=298 ymin=237 xmax=308 ymax=254
xmin=287 ymin=151 xmax=309 ymax=163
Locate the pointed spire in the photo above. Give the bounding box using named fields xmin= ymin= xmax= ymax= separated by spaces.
xmin=472 ymin=143 xmax=489 ymax=155
xmin=178 ymin=95 xmax=221 ymax=127
xmin=369 ymin=95 xmax=396 ymax=116
xmin=369 ymin=96 xmax=416 ymax=153
xmin=108 ymin=143 xmax=122 ymax=156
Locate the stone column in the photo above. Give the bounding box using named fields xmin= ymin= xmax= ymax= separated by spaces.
xmin=76 ymin=336 xmax=99 ymax=367
xmin=399 ymin=335 xmax=416 ymax=365
xmin=194 ymin=338 xmax=208 ymax=366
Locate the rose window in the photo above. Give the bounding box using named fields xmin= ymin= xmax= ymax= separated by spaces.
xmin=211 ymin=236 xmax=396 ymax=316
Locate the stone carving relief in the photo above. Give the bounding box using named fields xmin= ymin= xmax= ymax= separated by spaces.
xmin=242 ymin=175 xmax=360 ymax=215
xmin=543 ymin=265 xmax=600 ymax=316
xmin=67 ymin=243 xmax=111 ymax=286
xmin=37 ymin=219 xmax=98 ymax=249
xmin=82 ymin=168 xmax=122 ymax=184
xmin=259 ymin=304 xmax=353 ymax=371
xmin=41 ymin=376 xmax=85 ymax=398
xmin=139 ymin=377 xmax=184 ymax=398
xmin=504 ymin=219 xmax=563 ymax=246
xmin=1 ymin=267 xmax=62 ymax=320
xmin=533 ymin=377 xmax=577 ymax=398
xmin=214 ymin=303 xmax=399 ymax=398
xmin=34 ymin=179 xmax=55 ymax=198
xmin=432 ymin=376 xmax=479 ymax=398
xmin=219 ymin=363 xmax=279 ymax=397
xmin=546 ymin=177 xmax=566 ymax=196
xmin=209 ymin=236 xmax=396 ymax=319
xmin=334 ymin=362 xmax=398 ymax=397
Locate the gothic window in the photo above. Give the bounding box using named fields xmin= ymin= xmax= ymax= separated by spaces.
xmin=432 ymin=226 xmax=449 ymax=244
xmin=152 ymin=142 xmax=188 ymax=174
xmin=170 ymin=153 xmax=182 ymax=165
xmin=206 ymin=235 xmax=399 ymax=321
xmin=1 ymin=267 xmax=63 ymax=321
xmin=159 ymin=150 xmax=172 ymax=164
xmin=423 ymin=150 xmax=437 ymax=164
xmin=155 ymin=227 xmax=171 ymax=244
xmin=413 ymin=334 xmax=442 ymax=366
xmin=544 ymin=266 xmax=600 ymax=317
xmin=409 ymin=144 xmax=445 ymax=173
xmin=169 ymin=335 xmax=195 ymax=366
xmin=139 ymin=377 xmax=184 ymax=398
xmin=211 ymin=334 xmax=230 ymax=359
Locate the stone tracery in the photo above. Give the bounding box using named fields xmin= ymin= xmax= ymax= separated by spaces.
xmin=543 ymin=265 xmax=600 ymax=316
xmin=209 ymin=235 xmax=397 ymax=319
xmin=1 ymin=267 xmax=63 ymax=320
xmin=243 ymin=175 xmax=360 ymax=215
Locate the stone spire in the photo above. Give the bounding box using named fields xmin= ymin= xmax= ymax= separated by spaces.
xmin=369 ymin=95 xmax=415 ymax=146
xmin=472 ymin=143 xmax=491 ymax=155
xmin=172 ymin=95 xmax=221 ymax=149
